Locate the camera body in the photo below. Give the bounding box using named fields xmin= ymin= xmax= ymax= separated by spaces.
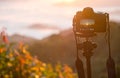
xmin=73 ymin=7 xmax=107 ymax=34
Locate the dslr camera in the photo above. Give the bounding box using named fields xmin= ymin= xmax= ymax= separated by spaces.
xmin=73 ymin=7 xmax=107 ymax=35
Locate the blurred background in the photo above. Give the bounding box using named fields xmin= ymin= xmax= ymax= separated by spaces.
xmin=0 ymin=0 xmax=120 ymax=78
xmin=0 ymin=0 xmax=120 ymax=39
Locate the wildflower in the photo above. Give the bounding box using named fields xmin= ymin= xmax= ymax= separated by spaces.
xmin=4 ymin=74 xmax=9 ymax=78
xmin=23 ymin=46 xmax=29 ymax=54
xmin=0 ymin=48 xmax=6 ymax=53
xmin=31 ymin=67 xmax=38 ymax=71
xmin=40 ymin=67 xmax=45 ymax=71
xmin=42 ymin=63 xmax=46 ymax=67
xmin=14 ymin=49 xmax=20 ymax=56
xmin=1 ymin=30 xmax=9 ymax=44
xmin=7 ymin=62 xmax=13 ymax=67
xmin=18 ymin=41 xmax=24 ymax=50
xmin=25 ymin=54 xmax=32 ymax=60
xmin=63 ymin=64 xmax=73 ymax=73
xmin=35 ymin=74 xmax=40 ymax=78
xmin=18 ymin=56 xmax=25 ymax=65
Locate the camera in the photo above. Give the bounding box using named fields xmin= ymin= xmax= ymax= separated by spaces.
xmin=73 ymin=7 xmax=107 ymax=34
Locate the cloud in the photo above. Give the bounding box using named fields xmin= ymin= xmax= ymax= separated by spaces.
xmin=0 ymin=0 xmax=30 ymax=2
xmin=28 ymin=23 xmax=61 ymax=31
xmin=110 ymin=10 xmax=120 ymax=15
xmin=0 ymin=0 xmax=73 ymax=30
xmin=54 ymin=0 xmax=120 ymax=7
xmin=0 ymin=0 xmax=69 ymax=23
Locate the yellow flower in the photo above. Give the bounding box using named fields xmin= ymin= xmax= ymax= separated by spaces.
xmin=4 ymin=74 xmax=9 ymax=78
xmin=23 ymin=46 xmax=29 ymax=54
xmin=31 ymin=67 xmax=39 ymax=71
xmin=9 ymin=53 xmax=13 ymax=58
xmin=7 ymin=62 xmax=13 ymax=67
xmin=35 ymin=74 xmax=39 ymax=78
xmin=42 ymin=63 xmax=46 ymax=67
xmin=40 ymin=67 xmax=45 ymax=71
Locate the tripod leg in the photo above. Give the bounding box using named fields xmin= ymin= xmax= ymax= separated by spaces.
xmin=106 ymin=57 xmax=116 ymax=78
xmin=86 ymin=57 xmax=92 ymax=78
xmin=106 ymin=13 xmax=116 ymax=78
xmin=76 ymin=57 xmax=85 ymax=78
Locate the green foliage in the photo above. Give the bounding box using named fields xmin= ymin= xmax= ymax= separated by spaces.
xmin=0 ymin=42 xmax=77 ymax=78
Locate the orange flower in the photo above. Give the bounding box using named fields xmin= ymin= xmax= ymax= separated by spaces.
xmin=2 ymin=35 xmax=9 ymax=44
xmin=1 ymin=30 xmax=9 ymax=44
xmin=25 ymin=54 xmax=32 ymax=60
xmin=0 ymin=48 xmax=6 ymax=53
xmin=63 ymin=64 xmax=73 ymax=73
xmin=18 ymin=56 xmax=25 ymax=65
xmin=18 ymin=41 xmax=24 ymax=50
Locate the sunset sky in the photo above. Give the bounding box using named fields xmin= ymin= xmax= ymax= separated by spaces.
xmin=0 ymin=0 xmax=120 ymax=39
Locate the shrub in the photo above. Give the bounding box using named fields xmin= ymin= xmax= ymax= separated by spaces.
xmin=0 ymin=31 xmax=77 ymax=78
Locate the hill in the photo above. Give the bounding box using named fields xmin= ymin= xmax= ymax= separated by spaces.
xmin=29 ymin=28 xmax=76 ymax=67
xmin=9 ymin=34 xmax=37 ymax=43
xmin=29 ymin=22 xmax=120 ymax=78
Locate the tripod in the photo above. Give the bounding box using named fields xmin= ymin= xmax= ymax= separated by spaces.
xmin=74 ymin=33 xmax=97 ymax=78
xmin=74 ymin=13 xmax=116 ymax=78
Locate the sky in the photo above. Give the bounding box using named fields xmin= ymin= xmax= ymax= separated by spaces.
xmin=0 ymin=0 xmax=120 ymax=39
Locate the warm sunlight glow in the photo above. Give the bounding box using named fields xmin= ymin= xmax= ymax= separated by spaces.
xmin=56 ymin=0 xmax=75 ymax=3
